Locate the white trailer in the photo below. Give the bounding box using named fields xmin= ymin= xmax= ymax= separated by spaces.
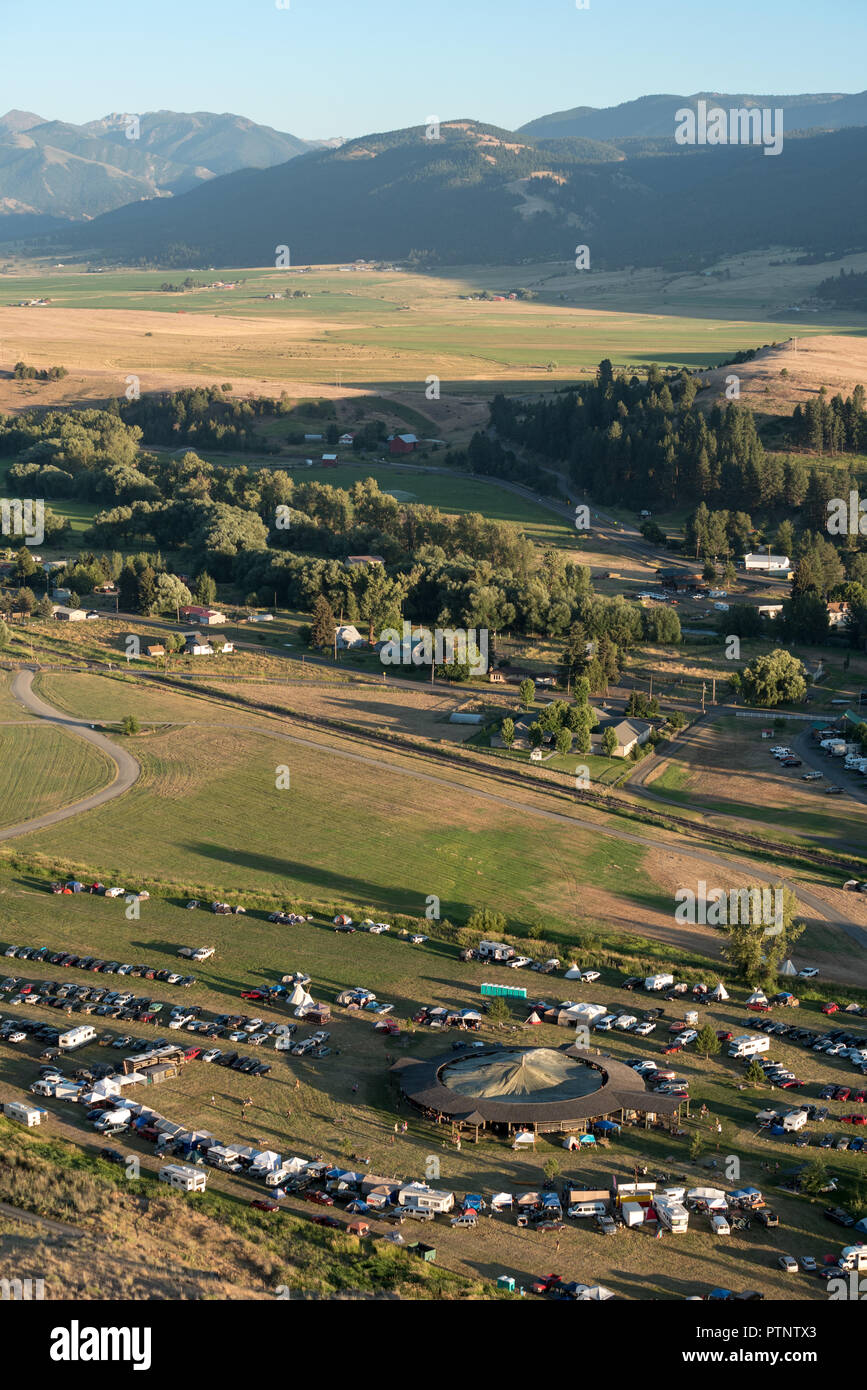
xmin=159 ymin=1163 xmax=207 ymax=1192
xmin=3 ymin=1101 xmax=44 ymax=1127
xmin=653 ymin=1195 xmax=689 ymax=1233
xmin=645 ymin=973 xmax=674 ymax=992
xmin=622 ymin=1202 xmax=645 ymax=1228
xmin=727 ymin=1034 xmax=770 ymax=1058
xmin=839 ymin=1244 xmax=867 ymax=1271
xmin=58 ymin=1024 xmax=97 ymax=1052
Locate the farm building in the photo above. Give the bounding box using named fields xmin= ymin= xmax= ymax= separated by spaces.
xmin=388 ymin=433 xmax=418 ymax=454
xmin=52 ymin=605 xmax=87 ymax=621
xmin=657 ymin=569 xmax=705 ymax=592
xmin=743 ymin=553 xmax=791 ymax=572
xmin=179 ymin=606 xmax=226 ymax=625
xmin=146 ymin=644 xmax=166 ymax=658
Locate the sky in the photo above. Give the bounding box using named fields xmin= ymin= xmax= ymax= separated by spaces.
xmin=4 ymin=0 xmax=867 ymax=141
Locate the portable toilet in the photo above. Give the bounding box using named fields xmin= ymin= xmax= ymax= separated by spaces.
xmin=497 ymin=1275 xmax=516 ymax=1292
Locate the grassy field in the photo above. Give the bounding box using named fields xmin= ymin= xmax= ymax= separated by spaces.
xmin=2 ymin=258 xmax=863 ymax=406
xmin=7 ymin=715 xmax=670 ymax=935
xmin=0 ymin=724 xmax=114 ymax=827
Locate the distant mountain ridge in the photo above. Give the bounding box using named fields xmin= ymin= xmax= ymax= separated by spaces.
xmin=0 ymin=109 xmax=316 ymax=219
xmin=519 ymin=90 xmax=867 ymax=142
xmin=47 ymin=117 xmax=867 ymax=272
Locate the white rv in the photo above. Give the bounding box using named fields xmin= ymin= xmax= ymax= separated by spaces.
xmin=58 ymin=1024 xmax=97 ymax=1052
xmin=727 ymin=1034 xmax=770 ymax=1059
xmin=653 ymin=1195 xmax=689 ymax=1233
xmin=159 ymin=1164 xmax=207 ymax=1193
xmin=645 ymin=974 xmax=675 ymax=992
xmin=477 ymin=941 xmax=515 ymax=963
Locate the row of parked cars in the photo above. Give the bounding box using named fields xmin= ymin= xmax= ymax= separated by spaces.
xmin=0 ymin=970 xmax=311 ymax=1061
xmin=749 ymin=1016 xmax=867 ymax=1074
xmin=3 ymin=944 xmax=196 ymax=987
xmin=625 ymin=1058 xmax=690 ymax=1099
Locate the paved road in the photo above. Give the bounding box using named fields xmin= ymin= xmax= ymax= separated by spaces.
xmin=0 ymin=669 xmax=141 ymax=841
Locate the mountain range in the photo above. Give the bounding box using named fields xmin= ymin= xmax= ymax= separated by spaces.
xmin=519 ymin=90 xmax=867 ymax=142
xmin=4 ymin=93 xmax=867 ymax=272
xmin=0 ymin=109 xmax=318 ymax=219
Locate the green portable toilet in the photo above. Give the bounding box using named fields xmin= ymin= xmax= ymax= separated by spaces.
xmin=497 ymin=1275 xmax=516 ymax=1292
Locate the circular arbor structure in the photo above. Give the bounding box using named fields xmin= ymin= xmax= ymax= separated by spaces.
xmin=392 ymin=1044 xmax=682 ymax=1137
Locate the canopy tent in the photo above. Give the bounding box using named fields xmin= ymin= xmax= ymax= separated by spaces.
xmin=490 ymin=1192 xmax=513 ymax=1210
xmin=593 ymin=1119 xmax=620 ymax=1132
xmin=442 ymin=1047 xmax=600 ymax=1103
xmin=512 ymin=1131 xmax=536 ymax=1148
xmin=250 ymin=1150 xmax=283 ymax=1172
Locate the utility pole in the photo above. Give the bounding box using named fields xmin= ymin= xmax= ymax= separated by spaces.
xmin=711 ymin=676 xmax=716 ymax=705
xmin=701 ymin=681 xmax=707 ymax=714
xmin=649 ymin=673 xmax=653 ymax=700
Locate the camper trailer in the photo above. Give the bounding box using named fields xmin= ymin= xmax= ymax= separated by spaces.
xmin=159 ymin=1163 xmax=207 ymax=1193
xmin=653 ymin=1195 xmax=689 ymax=1233
xmin=645 ymin=973 xmax=675 ymax=992
xmin=727 ymin=1034 xmax=770 ymax=1059
xmin=839 ymin=1244 xmax=867 ymax=1272
xmin=2 ymin=1101 xmax=43 ymax=1127
xmin=58 ymin=1024 xmax=97 ymax=1052
xmin=477 ymin=941 xmax=515 ymax=963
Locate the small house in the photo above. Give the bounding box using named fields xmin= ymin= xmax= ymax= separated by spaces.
xmin=52 ymin=605 xmax=87 ymax=621
xmin=743 ymin=553 xmax=791 ymax=572
xmin=827 ymin=601 xmax=851 ymax=629
xmin=345 ymin=555 xmax=384 ymax=568
xmin=182 ymin=631 xmax=214 ymax=656
xmin=146 ymin=644 xmax=166 ymax=658
xmin=599 ymin=718 xmax=652 ymax=758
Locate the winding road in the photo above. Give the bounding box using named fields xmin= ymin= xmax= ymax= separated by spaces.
xmin=0 ymin=669 xmax=141 ymax=841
